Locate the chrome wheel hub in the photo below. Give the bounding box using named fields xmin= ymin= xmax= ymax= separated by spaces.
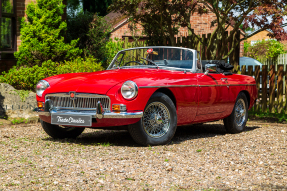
xmin=235 ymin=98 xmax=246 ymax=127
xmin=143 ymin=102 xmax=170 ymax=138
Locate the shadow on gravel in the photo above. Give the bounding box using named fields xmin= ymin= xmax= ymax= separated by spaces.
xmin=253 ymin=184 xmax=287 ymax=190
xmin=43 ymin=123 xmax=261 ymax=147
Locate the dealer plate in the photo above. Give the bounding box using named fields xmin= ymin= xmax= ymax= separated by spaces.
xmin=51 ymin=114 xmax=92 ymax=127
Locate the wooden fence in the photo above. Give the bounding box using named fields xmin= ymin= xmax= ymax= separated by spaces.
xmin=239 ymin=64 xmax=286 ymax=114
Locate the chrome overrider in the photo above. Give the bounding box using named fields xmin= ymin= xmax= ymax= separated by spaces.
xmin=35 ymin=100 xmax=143 ymax=119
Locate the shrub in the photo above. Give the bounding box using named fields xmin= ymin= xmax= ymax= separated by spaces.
xmin=14 ymin=0 xmax=82 ymax=67
xmin=0 ymin=57 xmax=103 ymax=91
xmin=67 ymin=11 xmax=94 ymax=50
xmin=244 ymin=40 xmax=287 ymax=62
xmin=84 ymin=14 xmax=111 ymax=68
xmin=104 ymin=38 xmax=124 ymax=65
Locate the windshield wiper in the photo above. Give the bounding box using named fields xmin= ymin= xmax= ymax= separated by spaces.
xmin=141 ymin=57 xmax=159 ymax=68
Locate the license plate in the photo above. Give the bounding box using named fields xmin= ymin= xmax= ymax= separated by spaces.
xmin=51 ymin=114 xmax=92 ymax=127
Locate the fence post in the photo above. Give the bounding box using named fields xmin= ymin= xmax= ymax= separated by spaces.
xmin=255 ymin=65 xmax=260 ymax=112
xmin=269 ymin=65 xmax=276 ymax=113
xmin=278 ymin=65 xmax=284 ymax=113
xmin=262 ymin=65 xmax=267 ymax=112
xmin=241 ymin=65 xmax=246 ymax=75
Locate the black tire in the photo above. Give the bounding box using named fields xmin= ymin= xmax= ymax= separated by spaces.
xmin=128 ymin=92 xmax=177 ymax=146
xmin=223 ymin=92 xmax=248 ymax=134
xmin=40 ymin=120 xmax=85 ymax=139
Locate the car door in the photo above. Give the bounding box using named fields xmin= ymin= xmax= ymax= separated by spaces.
xmin=194 ymin=73 xmax=230 ymax=122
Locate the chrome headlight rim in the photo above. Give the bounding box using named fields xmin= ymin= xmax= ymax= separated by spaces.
xmin=36 ymin=80 xmax=50 ymax=97
xmin=121 ymin=81 xmax=138 ymax=100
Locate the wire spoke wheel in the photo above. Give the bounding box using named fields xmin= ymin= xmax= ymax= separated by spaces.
xmin=234 ymin=98 xmax=246 ymax=127
xmin=143 ymin=102 xmax=171 ymax=138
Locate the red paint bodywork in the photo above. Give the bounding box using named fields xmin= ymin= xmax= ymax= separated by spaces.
xmin=37 ymin=69 xmax=257 ymax=127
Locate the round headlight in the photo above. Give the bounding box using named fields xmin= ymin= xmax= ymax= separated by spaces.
xmin=121 ymin=81 xmax=138 ymax=100
xmin=36 ymin=80 xmax=50 ymax=97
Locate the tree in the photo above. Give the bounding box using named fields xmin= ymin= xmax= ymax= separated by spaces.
xmin=15 ymin=0 xmax=82 ymax=66
xmin=67 ymin=0 xmax=112 ymax=16
xmin=110 ymin=0 xmax=287 ymax=61
xmin=244 ymin=40 xmax=287 ymax=62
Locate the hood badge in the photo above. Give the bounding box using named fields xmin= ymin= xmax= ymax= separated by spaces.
xmin=69 ymin=92 xmax=77 ymax=108
xmin=69 ymin=91 xmax=76 ymax=100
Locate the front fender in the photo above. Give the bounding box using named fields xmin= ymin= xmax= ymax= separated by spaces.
xmin=106 ymin=83 xmax=158 ymax=112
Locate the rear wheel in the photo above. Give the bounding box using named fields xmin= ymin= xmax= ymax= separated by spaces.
xmin=41 ymin=120 xmax=85 ymax=139
xmin=223 ymin=92 xmax=248 ymax=133
xmin=128 ymin=92 xmax=177 ymax=146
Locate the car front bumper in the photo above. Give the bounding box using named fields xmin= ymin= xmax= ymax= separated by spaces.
xmin=35 ymin=108 xmax=143 ymax=119
xmin=34 ymin=100 xmax=143 ymax=119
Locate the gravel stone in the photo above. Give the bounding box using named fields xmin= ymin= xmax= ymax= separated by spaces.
xmin=0 ymin=120 xmax=286 ymax=190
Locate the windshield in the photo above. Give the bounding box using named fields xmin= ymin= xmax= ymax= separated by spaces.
xmin=109 ymin=47 xmax=194 ymax=70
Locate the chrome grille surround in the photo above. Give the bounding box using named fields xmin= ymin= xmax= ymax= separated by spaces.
xmin=45 ymin=93 xmax=110 ymax=112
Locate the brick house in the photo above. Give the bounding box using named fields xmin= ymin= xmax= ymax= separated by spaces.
xmin=0 ymin=0 xmax=67 ymax=73
xmin=246 ymin=30 xmax=275 ymax=45
xmin=105 ymin=7 xmax=245 ymax=57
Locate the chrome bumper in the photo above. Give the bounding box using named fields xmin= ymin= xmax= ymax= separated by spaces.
xmin=34 ymin=100 xmax=143 ymax=119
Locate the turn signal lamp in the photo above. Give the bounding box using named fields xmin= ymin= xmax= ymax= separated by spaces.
xmin=37 ymin=102 xmax=44 ymax=108
xmin=112 ymin=104 xmax=126 ymax=112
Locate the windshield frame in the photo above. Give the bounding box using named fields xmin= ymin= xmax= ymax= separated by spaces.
xmin=107 ymin=46 xmax=197 ymax=72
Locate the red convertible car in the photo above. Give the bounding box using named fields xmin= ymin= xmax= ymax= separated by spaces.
xmin=35 ymin=47 xmax=257 ymax=146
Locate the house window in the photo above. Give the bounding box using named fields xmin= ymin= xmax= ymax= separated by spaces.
xmin=0 ymin=0 xmax=16 ymax=53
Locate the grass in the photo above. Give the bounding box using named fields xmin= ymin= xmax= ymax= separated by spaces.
xmin=248 ymin=110 xmax=287 ymax=123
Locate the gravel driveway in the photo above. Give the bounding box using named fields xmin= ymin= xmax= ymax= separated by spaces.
xmin=0 ymin=120 xmax=287 ymax=190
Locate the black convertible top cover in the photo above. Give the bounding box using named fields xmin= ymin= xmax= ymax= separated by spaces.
xmin=202 ymin=60 xmax=234 ymax=75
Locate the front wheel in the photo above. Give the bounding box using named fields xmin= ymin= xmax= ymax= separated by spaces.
xmin=223 ymin=92 xmax=248 ymax=134
xmin=41 ymin=120 xmax=85 ymax=139
xmin=128 ymin=92 xmax=177 ymax=146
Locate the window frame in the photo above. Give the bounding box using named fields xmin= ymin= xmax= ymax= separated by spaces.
xmin=0 ymin=0 xmax=17 ymax=55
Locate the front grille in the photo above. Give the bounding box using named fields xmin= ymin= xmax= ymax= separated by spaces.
xmin=45 ymin=93 xmax=110 ymax=111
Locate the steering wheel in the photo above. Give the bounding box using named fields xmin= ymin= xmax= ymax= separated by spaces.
xmin=123 ymin=61 xmax=144 ymax=66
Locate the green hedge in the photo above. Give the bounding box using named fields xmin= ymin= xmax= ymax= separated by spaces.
xmin=0 ymin=57 xmax=103 ymax=91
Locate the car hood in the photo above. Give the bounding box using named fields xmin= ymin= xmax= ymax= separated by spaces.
xmin=43 ymin=69 xmax=154 ymax=95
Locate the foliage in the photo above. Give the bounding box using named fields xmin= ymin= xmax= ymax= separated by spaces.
xmin=67 ymin=11 xmax=94 ymax=49
xmin=14 ymin=0 xmax=82 ymax=67
xmin=83 ymin=14 xmax=111 ymax=68
xmin=249 ymin=110 xmax=287 ymax=123
xmin=0 ymin=57 xmax=103 ymax=91
xmin=244 ymin=41 xmax=251 ymax=54
xmin=104 ymin=38 xmax=124 ymax=65
xmin=67 ymin=0 xmax=112 ymax=16
xmin=13 ymin=90 xmax=31 ymax=102
xmin=111 ymin=0 xmax=287 ymax=61
xmin=244 ymin=40 xmax=287 ymax=62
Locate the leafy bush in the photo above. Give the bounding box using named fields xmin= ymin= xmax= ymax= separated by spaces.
xmin=244 ymin=40 xmax=287 ymax=62
xmin=14 ymin=0 xmax=82 ymax=67
xmin=104 ymin=38 xmax=124 ymax=65
xmin=84 ymin=14 xmax=111 ymax=68
xmin=0 ymin=57 xmax=103 ymax=91
xmin=67 ymin=11 xmax=94 ymax=50
xmin=67 ymin=11 xmax=112 ymax=68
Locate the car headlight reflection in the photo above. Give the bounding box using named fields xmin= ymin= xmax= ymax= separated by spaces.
xmin=36 ymin=80 xmax=50 ymax=97
xmin=121 ymin=81 xmax=138 ymax=100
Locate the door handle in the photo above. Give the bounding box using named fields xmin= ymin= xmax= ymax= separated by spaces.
xmin=221 ymin=78 xmax=228 ymax=83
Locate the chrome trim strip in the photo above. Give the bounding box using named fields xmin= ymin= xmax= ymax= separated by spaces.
xmin=139 ymin=84 xmax=256 ymax=88
xmin=45 ymin=93 xmax=109 ymax=99
xmin=140 ymin=85 xmax=198 ymax=88
xmin=35 ymin=109 xmax=143 ymax=119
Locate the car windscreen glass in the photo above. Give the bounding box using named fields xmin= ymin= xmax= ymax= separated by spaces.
xmin=110 ymin=48 xmax=193 ymax=70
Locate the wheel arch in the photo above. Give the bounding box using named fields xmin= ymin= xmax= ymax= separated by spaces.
xmin=240 ymin=90 xmax=250 ymax=107
xmin=154 ymin=88 xmax=177 ymax=109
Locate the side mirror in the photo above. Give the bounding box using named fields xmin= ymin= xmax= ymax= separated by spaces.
xmin=204 ymin=64 xmax=217 ymax=75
